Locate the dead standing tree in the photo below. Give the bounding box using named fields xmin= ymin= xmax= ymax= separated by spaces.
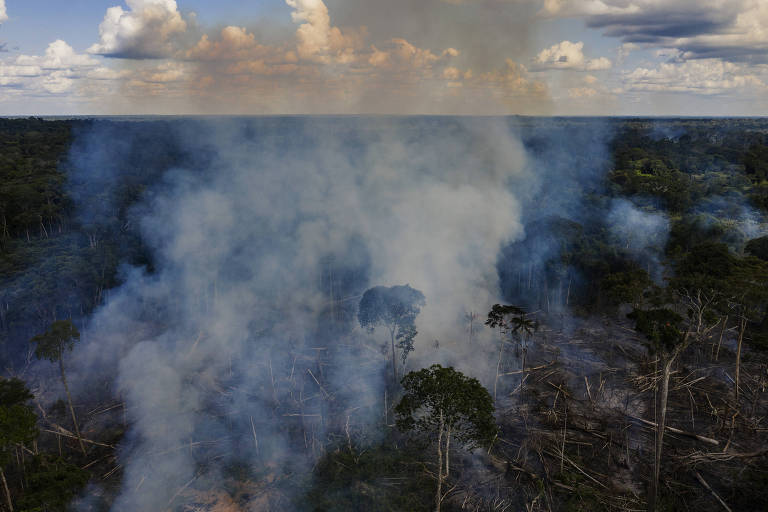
xmin=30 ymin=320 xmax=86 ymax=455
xmin=629 ymin=308 xmax=693 ymax=512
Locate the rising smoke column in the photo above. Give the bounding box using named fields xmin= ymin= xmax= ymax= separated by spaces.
xmin=68 ymin=117 xmax=530 ymax=509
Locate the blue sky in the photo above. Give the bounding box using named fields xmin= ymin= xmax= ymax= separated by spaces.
xmin=0 ymin=0 xmax=766 ymax=115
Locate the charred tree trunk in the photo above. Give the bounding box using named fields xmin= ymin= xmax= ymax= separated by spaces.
xmin=648 ymin=333 xmax=689 ymax=512
xmin=735 ymin=315 xmax=747 ymax=403
xmin=435 ymin=409 xmax=444 ymax=512
xmin=494 ymin=337 xmax=504 ymax=402
xmin=59 ymin=358 xmax=86 ymax=455
xmin=0 ymin=467 xmax=12 ymax=512
xmin=715 ymin=315 xmax=728 ymax=361
xmin=389 ymin=327 xmax=398 ymax=388
xmin=648 ymin=356 xmax=674 ymax=512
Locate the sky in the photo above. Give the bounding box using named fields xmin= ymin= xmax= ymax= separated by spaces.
xmin=0 ymin=0 xmax=766 ymax=115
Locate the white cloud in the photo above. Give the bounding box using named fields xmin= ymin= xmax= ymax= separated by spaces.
xmin=284 ymin=0 xmax=365 ymax=64
xmin=533 ymin=40 xmax=612 ymax=71
xmin=286 ymin=0 xmax=333 ymax=60
xmin=0 ymin=41 xmax=99 ymax=95
xmin=0 ymin=1 xmax=7 ymax=24
xmin=586 ymin=56 xmax=612 ymax=70
xmin=88 ymin=0 xmax=187 ymax=59
xmin=187 ymin=26 xmax=272 ymax=62
xmin=617 ymin=42 xmax=638 ymax=63
xmin=0 ymin=0 xmax=554 ymax=114
xmin=18 ymin=40 xmax=99 ymax=70
xmin=624 ymin=58 xmax=766 ymax=94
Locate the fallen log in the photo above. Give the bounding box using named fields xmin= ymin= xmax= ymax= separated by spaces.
xmin=627 ymin=415 xmax=719 ymax=446
xmin=695 ymin=472 xmax=732 ymax=512
xmin=41 ymin=429 xmax=114 ymax=448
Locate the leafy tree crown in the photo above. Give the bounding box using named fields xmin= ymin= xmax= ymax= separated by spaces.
xmin=358 ymin=285 xmax=425 ymax=362
xmin=358 ymin=285 xmax=425 ymax=331
xmin=628 ymin=308 xmax=684 ymax=354
xmin=395 ymin=365 xmax=497 ymax=449
xmin=30 ymin=319 xmax=80 ymax=363
xmin=485 ymin=304 xmax=537 ymax=337
xmin=0 ymin=378 xmax=38 ymax=466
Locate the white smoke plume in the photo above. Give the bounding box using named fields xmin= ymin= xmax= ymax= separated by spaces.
xmin=607 ymin=198 xmax=670 ymax=281
xmin=68 ymin=117 xmax=530 ymax=509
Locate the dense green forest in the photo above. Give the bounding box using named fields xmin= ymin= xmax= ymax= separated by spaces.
xmin=1 ymin=117 xmax=768 ymax=511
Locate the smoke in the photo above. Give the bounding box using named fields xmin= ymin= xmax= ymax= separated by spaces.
xmin=66 ymin=117 xmax=530 ymax=509
xmin=607 ymin=198 xmax=670 ymax=281
xmin=692 ymin=194 xmax=768 ymax=248
xmin=496 ymin=118 xmax=614 ymax=311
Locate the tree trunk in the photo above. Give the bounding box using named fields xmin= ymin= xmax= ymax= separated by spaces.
xmin=494 ymin=339 xmax=504 ymax=402
xmin=715 ymin=315 xmax=728 ymax=361
xmin=1 ymin=467 xmax=13 ymax=512
xmin=59 ymin=358 xmax=86 ymax=455
xmin=520 ymin=334 xmax=527 ymax=405
xmin=436 ymin=409 xmax=444 ymax=512
xmin=444 ymin=426 xmax=451 ymax=478
xmin=648 ymin=356 xmax=674 ymax=512
xmin=390 ymin=327 xmax=398 ymax=388
xmin=735 ymin=316 xmax=747 ymax=402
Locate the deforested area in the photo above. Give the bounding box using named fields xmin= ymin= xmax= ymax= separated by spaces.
xmin=1 ymin=116 xmax=768 ymax=512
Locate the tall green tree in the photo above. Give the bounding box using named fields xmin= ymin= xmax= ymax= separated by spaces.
xmin=16 ymin=455 xmax=89 ymax=512
xmin=358 ymin=285 xmax=425 ymax=387
xmin=30 ymin=320 xmax=86 ymax=455
xmin=396 ymin=365 xmax=497 ymax=512
xmin=0 ymin=378 xmax=38 ymax=512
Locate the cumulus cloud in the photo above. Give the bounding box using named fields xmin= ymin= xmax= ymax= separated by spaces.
xmin=17 ymin=40 xmax=99 ymax=70
xmin=0 ymin=0 xmax=554 ymax=114
xmin=623 ymin=58 xmax=766 ymax=94
xmin=286 ymin=0 xmax=333 ymax=60
xmin=532 ymin=40 xmax=612 ymax=70
xmin=477 ymin=59 xmax=549 ymax=98
xmin=285 ymin=0 xmax=366 ymax=64
xmin=186 ymin=26 xmax=273 ymax=62
xmin=0 ymin=40 xmax=99 ymax=94
xmin=88 ymin=0 xmax=188 ymax=59
xmin=367 ymin=38 xmax=458 ymax=71
xmin=0 ymin=1 xmax=7 ymax=24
